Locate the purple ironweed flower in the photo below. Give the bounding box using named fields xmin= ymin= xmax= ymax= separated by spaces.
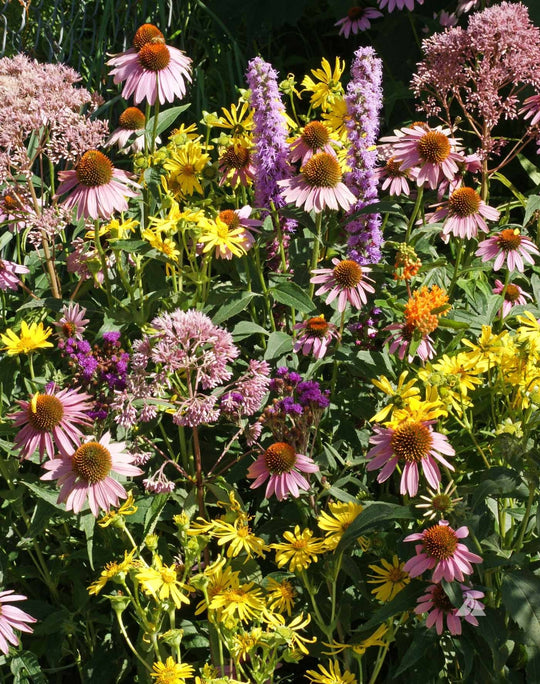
xmin=344 ymin=47 xmax=384 ymax=265
xmin=246 ymin=57 xmax=297 ymax=267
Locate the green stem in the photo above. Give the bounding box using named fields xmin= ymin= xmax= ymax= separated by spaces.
xmin=115 ymin=610 xmax=152 ymax=672
xmin=514 ymin=481 xmax=536 ymax=553
xmin=308 ymin=212 xmax=324 ymax=299
xmin=404 ymin=187 xmax=423 ymax=244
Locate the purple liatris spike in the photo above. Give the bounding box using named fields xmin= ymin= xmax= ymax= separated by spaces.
xmin=344 ymin=46 xmax=384 ymax=265
xmin=246 ymin=57 xmax=297 ymax=267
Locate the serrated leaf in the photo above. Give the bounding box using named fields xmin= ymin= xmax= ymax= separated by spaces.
xmin=269 ymin=281 xmax=315 ymax=313
xmin=264 ymin=331 xmax=293 ymax=360
xmin=337 ymin=502 xmax=414 ymax=551
xmin=501 ymin=570 xmax=540 ymax=646
xmin=212 ymin=292 xmax=258 ymax=325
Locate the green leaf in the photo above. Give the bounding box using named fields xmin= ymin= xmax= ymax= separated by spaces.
xmin=501 ymin=570 xmax=540 ymax=646
xmin=212 ymin=292 xmax=258 ymax=325
xmin=354 ymin=581 xmax=426 ymax=633
xmin=437 ymin=317 xmax=470 ymax=330
xmin=264 ymin=331 xmax=293 ymax=360
xmin=144 ymin=494 xmax=169 ymax=539
xmin=393 ymin=627 xmax=438 ymax=677
xmin=518 ymin=153 xmax=540 ymax=186
xmin=269 ymin=281 xmax=316 ymax=313
xmin=337 ymin=502 xmax=414 ymax=551
xmin=10 ymin=650 xmax=47 ymax=683
xmin=232 ymin=320 xmax=269 ymax=340
xmin=22 ymin=481 xmax=66 ymax=512
xmin=79 ymin=512 xmax=95 ymax=571
xmin=523 ymin=194 xmax=540 ymax=227
xmin=145 ymin=104 xmax=191 ymax=138
xmin=491 ymin=172 xmax=527 ymax=206
xmin=110 ymin=239 xmax=151 ymax=253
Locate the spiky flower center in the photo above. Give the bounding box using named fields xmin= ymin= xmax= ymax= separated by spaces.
xmin=386 ymin=157 xmax=405 ymax=177
xmin=119 ymin=107 xmax=146 ymax=130
xmin=72 ymin=442 xmax=112 ymax=483
xmin=388 ymin=566 xmax=408 ymax=583
xmin=138 ymin=43 xmax=170 ymax=71
xmin=430 ymin=584 xmax=453 ymax=612
xmin=448 ymin=187 xmax=481 ymax=217
xmin=218 ymin=209 xmax=240 ymax=229
xmin=305 ymin=316 xmax=330 ymax=337
xmin=221 ymin=144 xmax=250 ymax=169
xmin=301 ymin=122 xmax=330 ymax=150
xmin=390 ymin=421 xmax=433 ymax=463
xmin=505 ymin=284 xmax=521 ymax=302
xmin=302 ymin=152 xmax=342 ymax=188
xmin=264 ymin=442 xmax=297 ymax=474
xmin=430 ymin=493 xmax=453 ymax=513
xmin=422 ymin=524 xmax=459 ymax=560
xmin=133 ymin=24 xmax=164 ymax=51
xmin=417 ymin=131 xmax=451 ymax=164
xmin=497 ymin=228 xmax=522 ymax=252
xmin=27 ymin=394 xmax=64 ymax=431
xmin=76 ymin=150 xmax=113 ymax=187
xmin=348 ymin=6 xmax=363 ymax=19
xmin=62 ymin=322 xmax=76 ymax=338
xmin=332 ymin=259 xmax=363 ymax=288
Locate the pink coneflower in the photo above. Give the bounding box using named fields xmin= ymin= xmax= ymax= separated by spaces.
xmin=53 ymin=302 xmax=89 ymax=340
xmin=289 ymin=121 xmax=337 ymax=164
xmin=56 ymin=150 xmax=139 ymax=220
xmin=403 ymin=520 xmax=483 ymax=583
xmin=384 ymin=322 xmax=435 ymax=363
xmin=389 ymin=125 xmax=464 ymax=190
xmin=493 ymin=280 xmax=532 ymax=317
xmin=430 ymin=187 xmax=500 ymax=240
xmin=107 ymin=106 xmax=149 ymax=153
xmin=0 ymin=259 xmax=29 ymax=291
xmin=415 ymin=583 xmax=484 ymax=635
xmin=335 ymin=7 xmax=383 ymax=37
xmin=0 ymin=590 xmax=36 ymax=655
xmin=11 ymin=384 xmax=93 ymax=461
xmin=311 ymin=258 xmax=375 ymax=312
xmin=519 ymin=94 xmax=540 ymax=126
xmin=218 ymin=142 xmax=255 ymax=187
xmin=278 ymin=152 xmax=356 ymax=213
xmin=366 ymin=419 xmax=455 ymax=496
xmin=41 ymin=432 xmax=143 ymax=516
xmin=247 ymin=442 xmax=319 ymax=501
xmin=375 ymin=157 xmax=412 ymax=196
xmin=107 ymin=23 xmax=192 ymax=106
xmin=377 ymin=0 xmax=424 ymax=12
xmin=476 ymin=228 xmax=540 ymax=272
xmin=293 ymin=315 xmax=339 ymax=359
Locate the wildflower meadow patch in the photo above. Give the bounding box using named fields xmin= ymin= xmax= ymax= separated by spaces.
xmin=2 ymin=0 xmax=540 ymax=682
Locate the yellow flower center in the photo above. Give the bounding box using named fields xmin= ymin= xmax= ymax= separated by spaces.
xmin=72 ymin=442 xmax=112 ymax=483
xmin=138 ymin=43 xmax=171 ymax=72
xmin=422 ymin=524 xmax=459 ymax=560
xmin=132 ymin=23 xmax=164 ymax=51
xmin=119 ymin=107 xmax=146 ymax=130
xmin=27 ymin=394 xmax=64 ymax=431
xmin=221 ymin=144 xmax=250 ymax=169
xmin=301 ymin=121 xmax=330 ymax=150
xmin=505 ymin=284 xmax=521 ymax=302
xmin=417 ymin=131 xmax=451 ymax=164
xmin=218 ymin=209 xmax=240 ymax=229
xmin=160 ymin=567 xmax=177 ymax=584
xmin=302 ymin=152 xmax=342 ymax=188
xmin=497 ymin=228 xmax=522 ymax=252
xmin=264 ymin=442 xmax=297 ymax=474
xmin=448 ymin=187 xmax=481 ymax=217
xmin=332 ymin=259 xmax=363 ymax=288
xmin=390 ymin=421 xmax=433 ymax=463
xmin=305 ymin=316 xmax=330 ymax=337
xmin=76 ymin=150 xmax=113 ymax=187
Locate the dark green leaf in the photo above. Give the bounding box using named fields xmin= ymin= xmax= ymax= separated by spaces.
xmin=523 ymin=194 xmax=540 ymax=227
xmin=337 ymin=502 xmax=414 ymax=551
xmin=501 ymin=570 xmax=540 ymax=646
xmin=269 ymin=281 xmax=315 ymax=313
xmin=354 ymin=581 xmax=426 ymax=633
xmin=264 ymin=331 xmax=293 ymax=360
xmin=393 ymin=627 xmax=438 ymax=677
xmin=212 ymin=292 xmax=258 ymax=325
xmin=145 ymin=104 xmax=191 ymax=138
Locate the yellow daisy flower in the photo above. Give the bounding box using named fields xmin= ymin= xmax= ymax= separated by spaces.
xmin=265 ymin=577 xmax=296 ymax=616
xmin=209 ymin=581 xmax=265 ymax=624
xmin=317 ymin=501 xmax=368 ymax=551
xmin=142 ymin=228 xmax=181 ymax=262
xmin=136 ymin=556 xmax=191 ymax=609
xmin=151 ymin=657 xmax=194 ymax=684
xmin=193 ymin=556 xmax=241 ymax=615
xmin=305 ymin=660 xmax=357 ymax=684
xmin=321 ymin=97 xmax=350 ymax=140
xmin=231 ymin=627 xmax=266 ymax=660
xmin=148 ymin=201 xmax=183 ymax=235
xmin=98 ymin=492 xmax=138 ymax=527
xmin=88 ymin=549 xmax=137 ymax=595
xmin=367 ymin=555 xmax=410 ymax=602
xmin=214 ymin=100 xmax=254 ymax=140
xmin=1 ymin=321 xmax=53 ymax=355
xmin=461 ymin=325 xmax=508 ymax=368
xmin=263 ymin=612 xmax=316 ymax=655
xmin=271 ymin=526 xmax=327 ymax=573
xmin=210 ymin=519 xmax=268 ymax=559
xmin=163 ymin=141 xmax=210 ymax=197
xmin=371 ymin=371 xmax=421 ymax=423
xmin=324 ymin=624 xmax=388 ymax=656
xmin=197 ymin=216 xmax=248 ymax=259
xmin=301 ymin=57 xmax=345 ymax=111
xmin=385 ymin=395 xmax=446 ymax=429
